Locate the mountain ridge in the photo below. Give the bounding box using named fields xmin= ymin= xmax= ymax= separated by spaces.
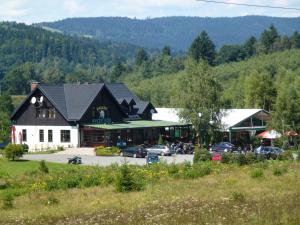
xmin=39 ymin=15 xmax=300 ymax=51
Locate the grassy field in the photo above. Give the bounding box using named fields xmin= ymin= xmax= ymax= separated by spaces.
xmin=0 ymin=158 xmax=76 ymax=177
xmin=0 ymin=158 xmax=299 ymax=225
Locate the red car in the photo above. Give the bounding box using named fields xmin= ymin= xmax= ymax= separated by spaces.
xmin=212 ymin=152 xmax=222 ymax=161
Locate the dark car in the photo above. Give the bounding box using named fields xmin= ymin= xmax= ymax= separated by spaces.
xmin=146 ymin=153 xmax=160 ymax=164
xmin=68 ymin=156 xmax=82 ymax=164
xmin=120 ymin=146 xmax=147 ymax=158
xmin=211 ymin=142 xmax=236 ymax=153
xmin=255 ymin=146 xmax=284 ymax=159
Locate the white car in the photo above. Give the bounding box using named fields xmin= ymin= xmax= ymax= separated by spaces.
xmin=146 ymin=145 xmax=172 ymax=156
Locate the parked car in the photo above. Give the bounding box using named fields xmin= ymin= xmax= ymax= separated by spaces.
xmin=68 ymin=156 xmax=82 ymax=164
xmin=120 ymin=146 xmax=147 ymax=158
xmin=255 ymin=146 xmax=284 ymax=159
xmin=146 ymin=153 xmax=160 ymax=164
xmin=211 ymin=142 xmax=236 ymax=153
xmin=146 ymin=145 xmax=172 ymax=156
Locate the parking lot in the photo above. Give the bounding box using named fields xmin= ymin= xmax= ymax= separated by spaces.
xmin=22 ymin=153 xmax=194 ymax=166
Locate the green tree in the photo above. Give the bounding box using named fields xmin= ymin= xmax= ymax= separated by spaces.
xmin=259 ymin=25 xmax=279 ymax=53
xmin=291 ymin=31 xmax=300 ymax=49
xmin=4 ymin=144 xmax=24 ymax=161
xmin=135 ymin=48 xmax=148 ymax=66
xmin=272 ymin=75 xmax=300 ymax=132
xmin=243 ymin=36 xmax=257 ymax=58
xmin=173 ymin=59 xmax=222 ymax=145
xmin=188 ymin=31 xmax=216 ymax=65
xmin=0 ymin=112 xmax=10 ymax=142
xmin=244 ymin=71 xmax=276 ymax=111
xmin=162 ymin=46 xmax=171 ymax=56
xmin=0 ymin=93 xmax=14 ymax=115
xmin=217 ymin=45 xmax=246 ymax=64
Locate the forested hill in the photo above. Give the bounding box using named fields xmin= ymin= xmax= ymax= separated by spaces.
xmin=39 ymin=16 xmax=300 ymax=51
xmin=0 ymin=22 xmax=140 ymax=94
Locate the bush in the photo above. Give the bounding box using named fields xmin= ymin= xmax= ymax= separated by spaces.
xmin=273 ymin=167 xmax=288 ymax=176
xmin=277 ymin=150 xmax=293 ymax=161
xmin=221 ymin=152 xmax=231 ymax=164
xmin=57 ymin=146 xmax=64 ymax=151
xmin=182 ymin=161 xmax=212 ymax=179
xmin=22 ymin=144 xmax=29 ymax=153
xmin=231 ymin=191 xmax=246 ymax=202
xmin=1 ymin=192 xmax=14 ymax=210
xmin=115 ymin=164 xmax=145 ymax=192
xmin=231 ymin=153 xmax=247 ymax=166
xmin=4 ymin=144 xmax=24 ymax=160
xmin=95 ymin=146 xmax=120 ymax=156
xmin=167 ymin=163 xmax=180 ymax=177
xmin=250 ymin=169 xmax=264 ymax=178
xmin=245 ymin=152 xmax=256 ymax=164
xmin=194 ymin=148 xmax=211 ymax=163
xmin=39 ymin=160 xmax=49 ymax=174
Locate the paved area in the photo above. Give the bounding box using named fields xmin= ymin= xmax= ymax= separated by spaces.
xmin=55 ymin=147 xmax=95 ymax=156
xmin=22 ymin=154 xmax=194 ymax=166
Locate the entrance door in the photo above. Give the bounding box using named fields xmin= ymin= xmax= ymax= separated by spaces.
xmin=82 ymin=129 xmax=105 ymax=147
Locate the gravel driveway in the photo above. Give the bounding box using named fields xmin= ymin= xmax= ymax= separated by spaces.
xmin=22 ymin=154 xmax=193 ymax=166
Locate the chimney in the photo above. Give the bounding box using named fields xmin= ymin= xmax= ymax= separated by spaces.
xmin=31 ymin=81 xmax=40 ymax=91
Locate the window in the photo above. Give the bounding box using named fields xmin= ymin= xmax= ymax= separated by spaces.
xmin=22 ymin=129 xmax=27 ymax=142
xmin=61 ymin=130 xmax=70 ymax=143
xmin=36 ymin=108 xmax=56 ymax=119
xmin=48 ymin=108 xmax=56 ymax=119
xmin=39 ymin=130 xmax=44 ymax=142
xmin=48 ymin=130 xmax=53 ymax=142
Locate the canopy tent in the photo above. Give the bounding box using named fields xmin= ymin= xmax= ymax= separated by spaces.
xmin=257 ymin=130 xmax=282 ymax=139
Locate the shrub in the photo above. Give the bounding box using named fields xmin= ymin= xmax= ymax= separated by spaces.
xmin=245 ymin=152 xmax=256 ymax=164
xmin=4 ymin=144 xmax=24 ymax=160
xmin=22 ymin=144 xmax=29 ymax=153
xmin=95 ymin=146 xmax=120 ymax=156
xmin=256 ymin=154 xmax=266 ymax=162
xmin=193 ymin=146 xmax=200 ymax=163
xmin=57 ymin=146 xmax=64 ymax=151
xmin=167 ymin=163 xmax=180 ymax=177
xmin=277 ymin=150 xmax=293 ymax=161
xmin=0 ymin=179 xmax=9 ymax=190
xmin=1 ymin=192 xmax=14 ymax=210
xmin=273 ymin=167 xmax=288 ymax=176
xmin=182 ymin=161 xmax=212 ymax=179
xmin=231 ymin=191 xmax=246 ymax=202
xmin=250 ymin=169 xmax=264 ymax=178
xmin=221 ymin=152 xmax=231 ymax=164
xmin=194 ymin=148 xmax=211 ymax=163
xmin=231 ymin=153 xmax=247 ymax=166
xmin=115 ymin=164 xmax=145 ymax=192
xmin=39 ymin=160 xmax=49 ymax=174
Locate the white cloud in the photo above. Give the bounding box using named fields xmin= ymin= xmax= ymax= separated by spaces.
xmin=63 ymin=0 xmax=85 ymax=14
xmin=0 ymin=0 xmax=29 ymax=17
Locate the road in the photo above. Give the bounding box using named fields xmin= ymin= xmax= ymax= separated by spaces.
xmin=22 ymin=154 xmax=194 ymax=166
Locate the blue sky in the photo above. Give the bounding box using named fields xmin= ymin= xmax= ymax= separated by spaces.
xmin=0 ymin=0 xmax=300 ymax=24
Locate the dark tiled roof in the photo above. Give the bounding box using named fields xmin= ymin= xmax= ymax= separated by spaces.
xmin=11 ymin=83 xmax=156 ymax=121
xmin=39 ymin=84 xmax=104 ymax=121
xmin=107 ymin=83 xmax=139 ymax=101
xmin=64 ymin=84 xmax=104 ymax=120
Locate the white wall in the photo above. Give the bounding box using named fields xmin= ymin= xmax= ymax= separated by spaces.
xmin=14 ymin=125 xmax=79 ymax=151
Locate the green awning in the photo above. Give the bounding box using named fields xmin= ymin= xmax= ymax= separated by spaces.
xmin=83 ymin=120 xmax=190 ymax=130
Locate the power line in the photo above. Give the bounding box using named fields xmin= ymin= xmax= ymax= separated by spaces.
xmin=196 ymin=0 xmax=300 ymax=11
